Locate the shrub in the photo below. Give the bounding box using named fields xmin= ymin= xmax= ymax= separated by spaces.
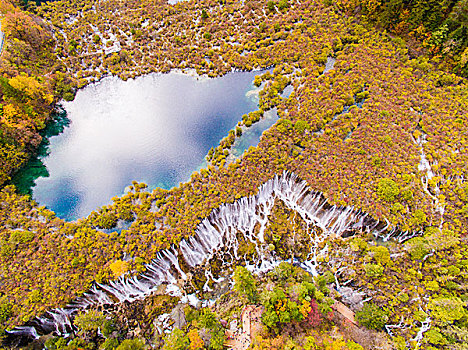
xmin=426 ymin=228 xmax=460 ymax=250
xmin=364 ymin=264 xmax=384 ymax=278
xmin=184 ymin=306 xmax=200 ymax=323
xmin=377 ymin=178 xmax=400 ymax=202
xmin=303 ymin=299 xmax=322 ymax=327
xmin=391 ymin=202 xmax=404 ymax=214
xmin=405 ymin=237 xmax=431 ymax=260
xmin=347 ymin=341 xmax=364 ymax=350
xmin=350 ymin=237 xmax=368 ymax=252
xmin=9 ymin=230 xmax=34 ymax=244
xmin=397 ymin=292 xmax=409 ymax=303
xmin=117 ymin=339 xmax=145 ymax=350
xmin=254 ymin=75 xmax=262 ymax=87
xmin=370 ymin=245 xmax=391 ymax=265
xmin=424 ymin=328 xmax=444 ymax=345
xmin=74 ymin=310 xmax=105 ymax=333
xmin=209 ymin=325 xmax=225 ymax=350
xmin=428 ymin=297 xmax=467 ymax=326
xmin=355 ymin=90 xmax=369 ymax=102
xmin=304 ymin=336 xmax=317 ymax=350
xmin=294 ymin=120 xmax=309 ymax=134
xmin=0 ymin=298 xmax=12 ymax=323
xmin=96 ymin=211 xmax=118 ymax=229
xmin=101 ymin=338 xmax=119 ymax=350
xmin=414 ymin=310 xmax=428 ymax=322
xmin=425 ymin=281 xmax=440 ymax=292
xmin=67 ymin=338 xmax=87 ymax=349
xmin=276 ymin=119 xmax=292 ymax=133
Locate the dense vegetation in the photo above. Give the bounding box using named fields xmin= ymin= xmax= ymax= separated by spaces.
xmin=0 ymin=0 xmax=76 ymax=185
xmin=35 ymin=263 xmax=385 ymax=350
xmin=0 ymin=0 xmax=468 ymax=348
xmin=345 ymin=0 xmax=468 ymax=77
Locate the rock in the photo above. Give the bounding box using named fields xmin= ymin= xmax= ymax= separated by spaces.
xmin=170 ymin=304 xmax=187 ymax=329
xmin=339 ymin=286 xmax=364 ymax=311
xmin=229 ymin=319 xmax=238 ymax=332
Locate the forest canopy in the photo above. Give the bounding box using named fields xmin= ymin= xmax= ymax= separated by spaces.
xmin=0 ymin=0 xmax=467 ymax=349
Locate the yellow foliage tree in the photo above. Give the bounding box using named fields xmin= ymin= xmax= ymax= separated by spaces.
xmin=188 ymin=329 xmax=204 ymax=350
xmin=109 ymin=260 xmax=129 ymax=277
xmin=1 ymin=103 xmax=23 ymax=127
xmin=9 ymin=74 xmax=53 ymax=104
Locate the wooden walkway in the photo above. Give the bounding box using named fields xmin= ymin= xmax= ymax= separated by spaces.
xmin=225 ymin=305 xmax=264 ymax=350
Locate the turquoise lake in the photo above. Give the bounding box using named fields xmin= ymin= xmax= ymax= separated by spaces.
xmin=13 ymin=70 xmax=274 ymax=220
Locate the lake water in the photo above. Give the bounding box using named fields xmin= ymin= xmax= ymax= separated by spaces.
xmin=230 ymin=109 xmax=278 ymax=158
xmin=14 ymin=70 xmax=271 ymax=220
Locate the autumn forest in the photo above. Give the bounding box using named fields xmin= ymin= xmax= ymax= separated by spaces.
xmin=1 ymin=0 xmax=468 ymax=349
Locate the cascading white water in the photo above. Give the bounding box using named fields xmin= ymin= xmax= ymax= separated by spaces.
xmin=417 ymin=133 xmax=444 ymax=227
xmin=7 ymin=171 xmax=408 ymax=343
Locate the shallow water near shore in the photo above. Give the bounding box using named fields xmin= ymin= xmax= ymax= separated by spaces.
xmin=13 ymin=70 xmax=270 ymax=220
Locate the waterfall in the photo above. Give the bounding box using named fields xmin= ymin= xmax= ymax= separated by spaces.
xmin=417 ymin=133 xmax=444 ymax=227
xmin=6 ymin=171 xmax=408 ymax=345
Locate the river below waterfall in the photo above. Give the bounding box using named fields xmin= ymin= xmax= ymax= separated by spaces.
xmin=13 ymin=70 xmax=270 ymax=220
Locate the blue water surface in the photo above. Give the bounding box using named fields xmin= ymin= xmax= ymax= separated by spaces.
xmin=16 ymin=70 xmax=267 ymax=220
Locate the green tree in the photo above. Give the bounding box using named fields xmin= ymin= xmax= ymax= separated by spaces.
xmin=278 ymin=0 xmax=289 ymax=11
xmin=93 ymin=34 xmax=101 ymax=44
xmin=209 ymin=325 xmax=225 ymax=350
xmin=116 ymin=339 xmax=145 ymax=350
xmin=261 ymin=287 xmax=302 ymax=332
xmin=44 ymin=337 xmax=68 ymax=350
xmin=199 ymin=308 xmax=217 ymax=329
xmin=101 ymin=318 xmax=116 ymax=338
xmin=411 ymin=209 xmax=427 ymax=226
xmin=274 ymin=262 xmax=295 ymax=282
xmin=370 ymin=245 xmax=391 ymax=265
xmin=356 ymin=303 xmax=389 ymax=330
xmin=424 ymin=328 xmax=444 ymax=345
xmin=162 ymin=329 xmax=189 ymax=350
xmin=267 ymin=1 xmax=276 ymax=12
xmin=233 ymin=266 xmax=258 ymax=303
